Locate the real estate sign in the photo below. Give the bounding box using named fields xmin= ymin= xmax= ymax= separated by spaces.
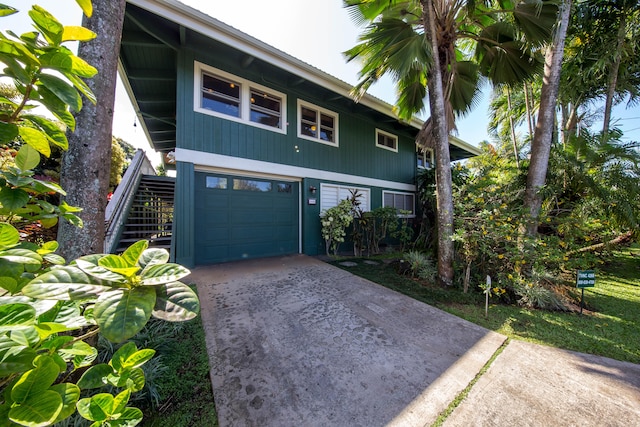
xmin=576 ymin=270 xmax=596 ymax=288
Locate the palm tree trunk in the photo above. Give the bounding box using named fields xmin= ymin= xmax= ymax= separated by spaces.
xmin=421 ymin=0 xmax=455 ymax=287
xmin=603 ymin=13 xmax=626 ymax=136
xmin=58 ymin=0 xmax=127 ymax=260
xmin=524 ymin=0 xmax=572 ymax=237
xmin=506 ymin=88 xmax=520 ymax=166
xmin=524 ymin=82 xmax=534 ymax=138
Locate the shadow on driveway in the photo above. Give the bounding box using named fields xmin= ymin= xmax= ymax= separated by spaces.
xmin=189 ymin=255 xmax=506 ymax=426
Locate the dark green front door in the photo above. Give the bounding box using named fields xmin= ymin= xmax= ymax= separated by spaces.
xmin=194 ymin=172 xmax=299 ymax=264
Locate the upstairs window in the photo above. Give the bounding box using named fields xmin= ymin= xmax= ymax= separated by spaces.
xmin=195 ymin=61 xmax=286 ymax=134
xmin=376 ymin=129 xmax=398 ymax=152
xmin=417 ymin=148 xmax=434 ymax=169
xmin=298 ymin=100 xmax=338 ymax=146
xmin=202 ymin=73 xmax=241 ymax=117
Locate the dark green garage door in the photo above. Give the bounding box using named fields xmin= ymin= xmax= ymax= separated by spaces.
xmin=194 ymin=172 xmax=299 ymax=264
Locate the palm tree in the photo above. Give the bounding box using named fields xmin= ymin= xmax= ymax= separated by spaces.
xmin=344 ymin=0 xmax=558 ymax=286
xmin=524 ymin=0 xmax=573 ymax=237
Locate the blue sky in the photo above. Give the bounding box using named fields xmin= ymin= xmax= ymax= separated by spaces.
xmin=3 ymin=0 xmax=639 ymax=163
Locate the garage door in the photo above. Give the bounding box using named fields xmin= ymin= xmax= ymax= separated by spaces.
xmin=194 ymin=172 xmax=299 ymax=264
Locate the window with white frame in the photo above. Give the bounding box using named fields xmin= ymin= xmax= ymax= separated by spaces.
xmin=417 ymin=148 xmax=434 ymax=169
xmin=376 ymin=129 xmax=398 ymax=152
xmin=383 ymin=191 xmax=415 ymax=216
xmin=194 ymin=61 xmax=286 ymax=134
xmin=320 ymin=184 xmax=370 ymax=213
xmin=297 ymin=100 xmax=338 ymax=146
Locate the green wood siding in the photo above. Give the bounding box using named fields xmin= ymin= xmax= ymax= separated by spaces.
xmin=177 ymin=50 xmax=417 ymax=186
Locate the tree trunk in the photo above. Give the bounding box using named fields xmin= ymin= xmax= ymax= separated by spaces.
xmin=422 ymin=0 xmax=455 ymax=287
xmin=524 ymin=82 xmax=534 ymax=138
xmin=524 ymin=0 xmax=572 ymax=237
xmin=506 ymin=88 xmax=520 ymax=166
xmin=602 ymin=13 xmax=626 ymax=136
xmin=58 ymin=0 xmax=127 ymax=260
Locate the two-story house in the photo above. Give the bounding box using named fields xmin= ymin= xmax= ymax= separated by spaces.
xmin=119 ymin=0 xmax=479 ymax=266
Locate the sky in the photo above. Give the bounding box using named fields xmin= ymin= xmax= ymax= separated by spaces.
xmin=3 ymin=0 xmax=640 ymax=165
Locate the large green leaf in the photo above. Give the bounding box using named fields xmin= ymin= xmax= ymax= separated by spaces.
xmin=138 ymin=247 xmax=169 ymax=269
xmin=29 ymin=5 xmax=64 ymax=46
xmin=0 ymin=186 xmax=30 ymax=212
xmin=18 ymin=126 xmax=51 ymax=157
xmin=50 ymin=383 xmax=80 ymax=423
xmin=110 ymin=341 xmax=136 ymax=372
xmin=122 ymin=240 xmax=148 ymax=267
xmin=140 ymin=264 xmax=190 ymax=286
xmin=11 ymin=355 xmax=60 ymax=403
xmin=0 ymin=121 xmax=19 ymax=144
xmin=0 ymin=347 xmax=37 ymax=377
xmin=61 ymin=25 xmax=96 ymax=42
xmin=0 ymin=222 xmax=20 ymax=248
xmin=34 ymin=322 xmax=71 ymax=340
xmin=0 ymin=248 xmax=41 ymax=266
xmin=14 ymin=144 xmax=41 ymax=171
xmin=21 ymin=115 xmax=68 ymax=150
xmin=94 ymin=288 xmax=156 ymax=343
xmin=75 ymin=0 xmax=93 ymax=17
xmin=77 ymin=363 xmax=113 ymax=389
xmin=77 ymin=393 xmax=113 ymax=422
xmin=37 ymin=73 xmax=81 ymax=112
xmin=22 ymin=266 xmax=111 ymax=301
xmin=39 ymin=50 xmax=97 ymax=78
xmin=0 ymin=303 xmax=35 ymax=332
xmin=126 ymin=367 xmax=146 ymax=393
xmin=75 ymin=259 xmax=128 ymax=284
xmin=0 ymin=5 xmax=17 ymax=17
xmin=9 ymin=390 xmax=62 ymax=426
xmin=0 ymin=276 xmax=18 ymax=293
xmin=153 ymin=282 xmax=200 ymax=321
xmin=122 ymin=349 xmax=155 ymax=371
xmin=113 ymin=389 xmax=131 ymax=415
xmin=98 ymin=255 xmax=139 ymax=278
xmin=0 ymin=249 xmax=43 ymax=265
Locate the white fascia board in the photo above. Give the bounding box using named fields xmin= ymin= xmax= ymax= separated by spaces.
xmin=175 ymin=148 xmax=416 ymax=192
xmin=126 ymin=0 xmax=409 ymax=127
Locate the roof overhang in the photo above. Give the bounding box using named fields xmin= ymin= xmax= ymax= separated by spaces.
xmin=121 ymin=0 xmax=480 ymax=164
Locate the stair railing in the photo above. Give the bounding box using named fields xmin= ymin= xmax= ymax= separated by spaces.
xmin=104 ymin=149 xmax=156 ymax=253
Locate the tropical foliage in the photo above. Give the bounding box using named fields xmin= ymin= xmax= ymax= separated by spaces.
xmin=0 ymin=3 xmax=199 ymax=426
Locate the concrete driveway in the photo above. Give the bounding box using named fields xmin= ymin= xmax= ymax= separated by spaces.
xmin=188 ymin=255 xmax=640 ymax=427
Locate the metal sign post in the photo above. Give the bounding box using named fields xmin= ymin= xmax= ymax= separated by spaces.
xmin=576 ymin=270 xmax=596 ymax=314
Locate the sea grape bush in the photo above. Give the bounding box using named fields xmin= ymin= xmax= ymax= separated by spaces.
xmin=0 ymin=3 xmax=199 ymax=426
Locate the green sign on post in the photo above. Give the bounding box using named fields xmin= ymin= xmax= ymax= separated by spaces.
xmin=576 ymin=270 xmax=596 ymax=288
xmin=577 ymin=270 xmax=596 ymax=314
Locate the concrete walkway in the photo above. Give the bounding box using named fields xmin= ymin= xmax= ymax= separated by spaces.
xmin=188 ymin=255 xmax=640 ymax=427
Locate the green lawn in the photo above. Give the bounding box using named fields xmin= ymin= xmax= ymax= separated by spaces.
xmin=331 ymin=244 xmax=640 ymax=364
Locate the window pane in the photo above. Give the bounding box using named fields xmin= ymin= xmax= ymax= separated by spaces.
xmin=202 ymin=73 xmax=241 ymax=117
xmin=301 ymin=106 xmax=317 ymax=137
xmin=250 ymin=89 xmax=282 ymax=128
xmin=320 ymin=113 xmax=334 ymax=142
xmin=383 ymin=193 xmax=394 ymax=207
xmin=206 ymin=176 xmax=227 ymax=189
xmin=233 ymin=179 xmax=272 ymax=192
xmin=277 ymin=183 xmax=292 ymax=193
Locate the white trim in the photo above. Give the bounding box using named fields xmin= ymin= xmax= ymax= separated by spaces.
xmin=375 ymin=128 xmax=398 ymax=153
xmin=193 ymin=61 xmax=287 ymax=134
xmin=296 ymin=99 xmax=339 ymax=147
xmin=382 ymin=190 xmax=416 ymax=218
xmin=177 ymin=148 xmax=415 ymax=191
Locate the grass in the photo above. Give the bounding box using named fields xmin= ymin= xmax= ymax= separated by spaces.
xmin=330 ymin=244 xmax=640 ymax=364
xmin=140 ymin=315 xmax=218 ymax=426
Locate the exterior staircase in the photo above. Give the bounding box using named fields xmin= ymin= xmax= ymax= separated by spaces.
xmin=114 ymin=175 xmax=175 ymax=253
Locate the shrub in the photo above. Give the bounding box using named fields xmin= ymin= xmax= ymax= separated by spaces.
xmin=402 ymin=250 xmax=435 ymax=282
